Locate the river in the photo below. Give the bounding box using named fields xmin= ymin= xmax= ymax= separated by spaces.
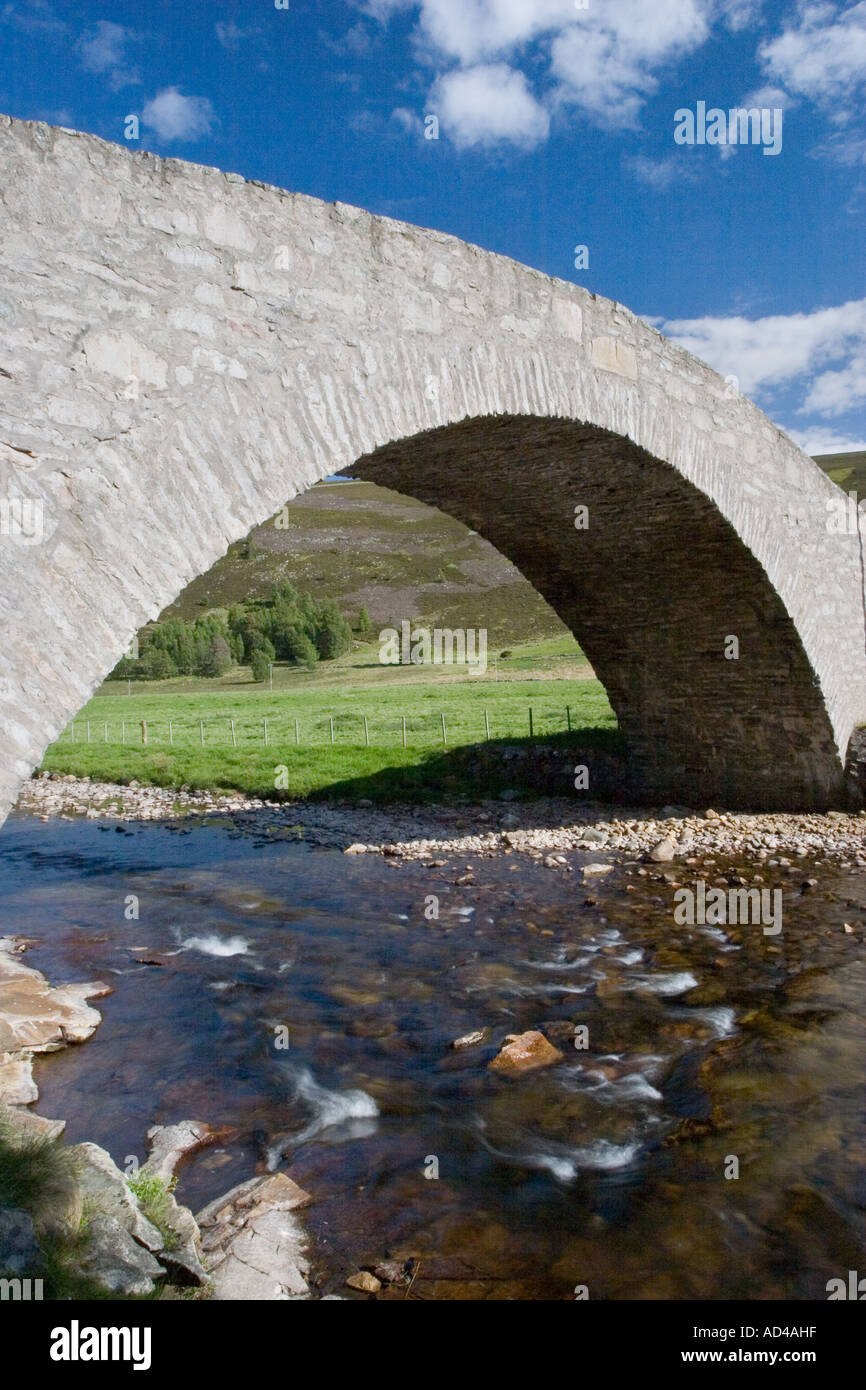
xmin=2 ymin=809 xmax=864 ymax=1299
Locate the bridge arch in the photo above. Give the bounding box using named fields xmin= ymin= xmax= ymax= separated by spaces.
xmin=0 ymin=115 xmax=863 ymax=818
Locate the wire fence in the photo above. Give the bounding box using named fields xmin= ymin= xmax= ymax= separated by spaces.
xmin=68 ymin=704 xmax=585 ymax=750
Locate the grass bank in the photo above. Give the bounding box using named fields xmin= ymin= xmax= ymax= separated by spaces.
xmin=41 ymin=664 xmax=619 ymax=803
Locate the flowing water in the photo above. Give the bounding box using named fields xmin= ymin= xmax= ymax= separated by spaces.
xmin=2 ymin=810 xmax=865 ymax=1300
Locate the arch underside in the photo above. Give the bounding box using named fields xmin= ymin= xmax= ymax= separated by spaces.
xmin=349 ymin=416 xmax=843 ymax=810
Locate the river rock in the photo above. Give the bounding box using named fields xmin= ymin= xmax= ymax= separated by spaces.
xmin=489 ymin=1030 xmax=563 ymax=1075
xmin=196 ymin=1172 xmax=312 ymax=1300
xmin=0 ymin=1054 xmax=37 ymax=1105
xmin=346 ymin=1270 xmax=381 ymax=1293
xmin=74 ymin=1214 xmax=164 ymax=1297
xmin=649 ymin=837 xmax=677 ymax=862
xmin=452 ymin=1029 xmax=489 ymax=1050
xmin=144 ymin=1118 xmax=231 ymax=1184
xmin=0 ymin=1104 xmax=65 ymax=1143
xmin=69 ymin=1142 xmax=164 ymax=1251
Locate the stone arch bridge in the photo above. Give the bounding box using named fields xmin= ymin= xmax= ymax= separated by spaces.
xmin=0 ymin=115 xmax=863 ymax=821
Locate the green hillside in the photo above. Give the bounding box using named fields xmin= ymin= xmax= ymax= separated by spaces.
xmin=813 ymin=451 xmax=866 ymax=495
xmin=160 ymin=479 xmax=568 ymax=649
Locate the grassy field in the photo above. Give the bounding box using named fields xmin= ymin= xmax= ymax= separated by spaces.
xmin=41 ymin=639 xmax=618 ymax=803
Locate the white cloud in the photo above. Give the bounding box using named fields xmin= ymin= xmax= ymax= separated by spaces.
xmin=78 ymin=19 xmax=138 ymax=89
xmin=215 ymin=21 xmax=253 ymax=49
xmin=625 ymin=153 xmax=698 ymax=188
xmin=812 ymin=130 xmax=866 ymax=164
xmin=659 ymin=298 xmax=866 ymax=417
xmin=787 ymin=426 xmax=866 ymax=454
xmin=321 ymin=21 xmax=374 ymax=57
xmin=741 ymin=84 xmax=793 ymax=110
xmin=390 ymin=106 xmax=423 ymax=135
xmin=804 ymin=353 xmax=866 ymax=414
xmin=361 ymin=0 xmax=716 ymax=139
xmin=723 ymin=0 xmax=764 ymax=31
xmin=432 ymin=63 xmax=550 ymax=149
xmin=552 ymin=0 xmax=712 ymax=128
xmin=79 ymin=19 xmax=127 ymax=71
xmin=760 ymin=2 xmax=866 ymax=110
xmin=141 ymin=88 xmax=215 ymax=143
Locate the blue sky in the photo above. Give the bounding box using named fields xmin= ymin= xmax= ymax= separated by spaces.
xmin=1 ymin=0 xmax=864 ymax=452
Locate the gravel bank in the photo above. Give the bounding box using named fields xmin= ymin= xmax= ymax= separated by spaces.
xmin=14 ymin=773 xmax=866 ymax=867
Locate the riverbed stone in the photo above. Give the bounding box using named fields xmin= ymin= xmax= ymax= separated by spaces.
xmin=649 ymin=837 xmax=677 ymax=862
xmin=452 ymin=1028 xmax=490 ymax=1050
xmin=196 ymin=1171 xmax=312 ymax=1300
xmin=144 ymin=1118 xmax=231 ymax=1184
xmin=490 ymin=1030 xmax=564 ymax=1075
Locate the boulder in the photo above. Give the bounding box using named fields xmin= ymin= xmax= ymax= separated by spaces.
xmin=489 ymin=1030 xmax=564 ymax=1075
xmin=74 ymin=1215 xmax=163 ymax=1297
xmin=69 ymin=1143 xmax=164 ymax=1251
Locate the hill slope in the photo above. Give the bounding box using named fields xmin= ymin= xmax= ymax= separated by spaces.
xmin=160 ymin=479 xmax=568 ymax=648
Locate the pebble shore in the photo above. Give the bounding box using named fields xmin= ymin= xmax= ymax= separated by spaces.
xmin=16 ymin=773 xmax=866 ymax=867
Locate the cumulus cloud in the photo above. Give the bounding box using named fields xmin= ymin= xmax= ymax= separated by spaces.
xmin=141 ymin=88 xmax=215 ymax=143
xmin=551 ymin=0 xmax=712 ymax=128
xmin=432 ymin=63 xmax=550 ymax=149
xmin=760 ymin=1 xmax=866 ymax=111
xmin=361 ymin=0 xmax=716 ymax=142
xmin=659 ymin=298 xmax=866 ymax=418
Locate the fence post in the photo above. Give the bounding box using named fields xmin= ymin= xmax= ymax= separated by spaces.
xmin=484 ymin=709 xmax=490 ymax=741
xmin=566 ymin=705 xmax=571 ymax=732
xmin=364 ymin=716 xmax=369 ymax=746
xmin=295 ymin=719 xmax=299 ymax=746
xmin=200 ymin=720 xmax=205 ymax=746
xmin=169 ymin=721 xmax=173 ymax=746
xmin=121 ymin=720 xmax=125 ymax=745
xmin=104 ymin=722 xmax=108 ymax=742
xmin=141 ymin=720 xmax=147 ymax=746
xmin=87 ymin=721 xmax=91 ymax=743
xmin=441 ymin=712 xmax=447 ymax=746
xmin=529 ymin=707 xmax=534 ymax=739
xmin=231 ymin=719 xmax=237 ymax=747
xmin=329 ymin=716 xmax=334 ymax=745
xmin=264 ymin=718 xmax=269 ymax=747
xmin=402 ymin=714 xmax=406 ymax=748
